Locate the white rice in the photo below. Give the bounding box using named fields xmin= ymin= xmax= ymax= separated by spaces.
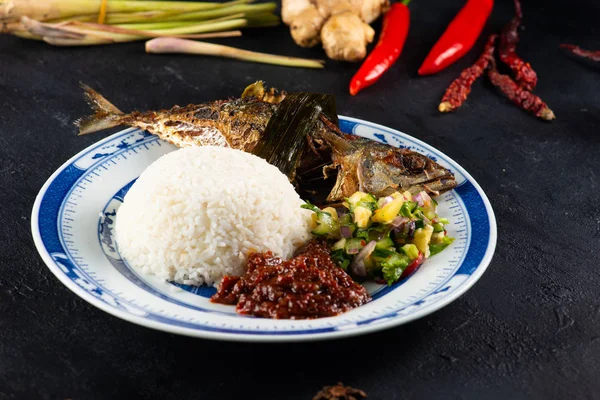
xmin=115 ymin=146 xmax=312 ymax=287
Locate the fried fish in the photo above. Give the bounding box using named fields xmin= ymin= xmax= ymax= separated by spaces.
xmin=76 ymin=82 xmax=457 ymax=202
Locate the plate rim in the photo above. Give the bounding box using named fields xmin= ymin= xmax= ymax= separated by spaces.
xmin=31 ymin=117 xmax=497 ymax=342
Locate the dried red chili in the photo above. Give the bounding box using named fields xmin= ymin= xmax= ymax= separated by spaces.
xmin=487 ymin=59 xmax=555 ymax=120
xmin=438 ymin=34 xmax=497 ymax=112
xmin=418 ymin=0 xmax=494 ymax=76
xmin=560 ymin=44 xmax=600 ymax=63
xmin=313 ymin=382 xmax=367 ymax=400
xmin=349 ymin=0 xmax=411 ymax=96
xmin=498 ymin=0 xmax=537 ymax=91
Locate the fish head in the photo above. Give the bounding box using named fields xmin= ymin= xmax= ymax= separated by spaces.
xmin=326 ymin=136 xmax=457 ymax=202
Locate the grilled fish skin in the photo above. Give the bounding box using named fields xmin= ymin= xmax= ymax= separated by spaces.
xmin=320 ymin=134 xmax=457 ymax=202
xmin=77 ymin=82 xmax=279 ymax=152
xmin=75 ymin=82 xmax=457 ymax=202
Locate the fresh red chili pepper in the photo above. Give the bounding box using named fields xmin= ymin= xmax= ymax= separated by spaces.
xmin=349 ymin=0 xmax=411 ymax=96
xmin=487 ymin=58 xmax=555 ymax=121
xmin=498 ymin=0 xmax=537 ymax=91
xmin=439 ymin=34 xmax=497 ymax=113
xmin=560 ymin=44 xmax=600 ymax=64
xmin=418 ymin=0 xmax=494 ymax=76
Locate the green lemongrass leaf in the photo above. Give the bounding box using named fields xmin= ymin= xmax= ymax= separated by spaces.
xmin=110 ymin=21 xmax=203 ymax=30
xmin=156 ymin=2 xmax=276 ymax=23
xmin=253 ymin=92 xmax=336 ymax=179
xmin=113 ymin=13 xmax=244 ymax=30
xmin=103 ymin=11 xmax=169 ymax=24
xmin=45 ymin=14 xmax=99 ymax=23
xmin=45 ymin=11 xmax=172 ymax=25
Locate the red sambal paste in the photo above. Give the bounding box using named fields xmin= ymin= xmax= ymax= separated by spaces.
xmin=211 ymin=240 xmax=371 ymax=319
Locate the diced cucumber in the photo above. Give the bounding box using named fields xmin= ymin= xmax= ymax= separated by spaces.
xmin=400 ymin=244 xmax=419 ymax=260
xmin=429 ymin=236 xmax=455 ymax=256
xmin=345 ymin=238 xmax=365 ymax=254
xmin=311 ymin=211 xmax=339 ymax=237
xmin=376 ymin=237 xmax=394 ymax=250
xmin=355 ymin=228 xmax=369 ymax=240
xmin=332 ymin=238 xmax=346 ymax=251
xmin=400 ymin=201 xmax=417 ymax=217
xmin=433 ymin=222 xmax=445 ymax=232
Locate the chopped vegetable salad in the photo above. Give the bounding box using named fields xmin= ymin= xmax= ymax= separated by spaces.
xmin=302 ymin=190 xmax=454 ymax=285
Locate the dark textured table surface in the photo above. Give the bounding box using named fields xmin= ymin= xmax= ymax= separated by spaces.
xmin=1 ymin=0 xmax=599 ymax=398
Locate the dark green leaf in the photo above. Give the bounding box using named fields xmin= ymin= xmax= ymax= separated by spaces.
xmin=253 ymin=92 xmax=337 ymax=179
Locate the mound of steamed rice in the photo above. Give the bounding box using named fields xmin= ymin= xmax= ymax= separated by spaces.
xmin=115 ymin=146 xmax=312 ymax=287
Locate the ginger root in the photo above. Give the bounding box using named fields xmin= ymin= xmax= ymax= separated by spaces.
xmin=282 ymin=0 xmax=389 ymax=62
xmin=321 ymin=11 xmax=374 ymax=61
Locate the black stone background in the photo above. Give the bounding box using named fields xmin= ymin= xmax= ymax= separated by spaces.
xmin=1 ymin=0 xmax=599 ymax=398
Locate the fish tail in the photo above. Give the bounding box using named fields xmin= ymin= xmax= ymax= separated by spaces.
xmin=75 ymin=82 xmax=125 ymax=135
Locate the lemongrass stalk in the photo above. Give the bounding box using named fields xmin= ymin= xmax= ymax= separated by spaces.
xmin=2 ymin=21 xmax=23 ymax=33
xmin=114 ymin=13 xmax=244 ymax=30
xmin=42 ymin=2 xmax=256 ymax=26
xmin=46 ymin=14 xmax=98 ymax=23
xmin=90 ymin=19 xmax=249 ymax=38
xmin=47 ymin=11 xmax=174 ymax=25
xmin=40 ymin=26 xmax=241 ymax=46
xmin=146 ymin=37 xmax=325 ymax=69
xmin=19 ymin=16 xmax=244 ymax=45
xmin=156 ymin=3 xmax=276 ymax=23
xmin=70 ymin=21 xmax=242 ymax=40
xmin=23 ymin=16 xmax=248 ymax=41
xmin=12 ymin=30 xmax=42 ymax=40
xmin=21 ymin=16 xmax=87 ymax=39
xmin=2 ymin=21 xmax=42 ymax=39
xmin=114 ymin=21 xmax=205 ymax=30
xmin=103 ymin=0 xmax=253 ymax=24
xmin=104 ymin=11 xmax=170 ymax=24
xmin=43 ymin=36 xmax=114 ymax=46
xmin=137 ymin=19 xmax=249 ymax=35
xmin=103 ymin=11 xmax=171 ymax=24
xmin=1 ymin=0 xmax=242 ymax=22
xmin=244 ymin=13 xmax=280 ymax=27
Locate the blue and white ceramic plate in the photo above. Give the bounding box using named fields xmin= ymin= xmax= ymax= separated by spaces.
xmin=32 ymin=117 xmax=496 ymax=342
